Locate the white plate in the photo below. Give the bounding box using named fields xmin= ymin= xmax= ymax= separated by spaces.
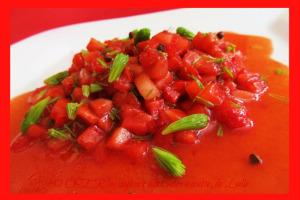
xmin=10 ymin=8 xmax=289 ymax=98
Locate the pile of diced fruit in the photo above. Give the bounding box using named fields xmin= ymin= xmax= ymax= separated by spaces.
xmin=12 ymin=28 xmax=268 ymax=177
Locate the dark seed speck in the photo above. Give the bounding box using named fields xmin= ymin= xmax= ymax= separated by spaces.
xmin=216 ymin=31 xmax=224 ymax=39
xmin=249 ymin=153 xmax=263 ymax=165
xmin=157 ymin=44 xmax=166 ymax=52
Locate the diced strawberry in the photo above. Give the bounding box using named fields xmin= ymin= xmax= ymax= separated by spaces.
xmin=144 ymin=99 xmax=165 ymax=118
xmin=77 ymin=125 xmax=105 ymax=151
xmin=139 ymin=48 xmax=160 ymax=68
xmin=213 ymin=99 xmax=253 ymax=128
xmin=121 ymin=107 xmax=155 ymax=135
xmin=112 ymin=67 xmax=132 ymax=93
xmin=169 ymin=34 xmax=190 ymax=55
xmin=172 ymin=80 xmax=187 ymax=95
xmin=236 ymin=70 xmax=268 ymax=94
xmin=89 ymin=58 xmax=107 ymax=74
xmin=123 ymin=141 xmax=150 ymax=160
xmin=192 ymin=32 xmax=223 ymax=56
xmin=164 ymin=109 xmax=186 ymax=122
xmin=145 ymin=55 xmax=168 ymax=80
xmin=61 ymin=75 xmax=74 ymax=95
xmin=155 ymin=71 xmax=174 ymax=90
xmin=183 ymin=50 xmax=201 ymax=65
xmin=72 ymin=87 xmax=85 ymax=102
xmin=173 ymin=130 xmax=199 ymax=144
xmin=152 ymin=31 xmax=174 ymax=46
xmin=199 ymin=82 xmax=225 ymax=106
xmin=87 ymin=38 xmax=105 ymax=52
xmin=185 ymin=80 xmax=203 ymax=100
xmin=168 ymin=54 xmax=183 ymax=71
xmin=45 ymin=85 xmax=65 ymax=99
xmin=106 ymin=127 xmax=132 ymax=150
xmin=50 ymin=98 xmax=70 ymax=127
xmin=77 ymin=104 xmax=99 ymax=125
xmin=72 ymin=52 xmax=85 ymax=68
xmin=97 ymin=114 xmax=113 ymax=133
xmin=78 ymin=68 xmax=93 ymax=86
xmin=134 ymin=73 xmax=160 ymax=100
xmin=231 ymin=89 xmax=258 ymax=103
xmin=163 ymin=86 xmax=181 ymax=104
xmin=127 ymin=63 xmax=144 ymax=76
xmin=26 ymin=124 xmax=48 ymax=139
xmin=186 ymin=103 xmax=210 ymax=116
xmin=194 ymin=55 xmax=221 ymax=76
xmin=112 ymin=92 xmax=141 ymax=109
xmin=90 ymin=98 xmax=113 ymax=117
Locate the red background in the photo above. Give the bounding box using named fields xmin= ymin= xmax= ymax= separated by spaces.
xmin=11 ymin=8 xmax=170 ymax=44
xmin=4 ymin=3 xmax=300 ymax=200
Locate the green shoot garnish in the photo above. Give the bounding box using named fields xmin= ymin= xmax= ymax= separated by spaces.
xmin=226 ymin=44 xmax=236 ymax=53
xmin=176 ymin=27 xmax=195 ymax=40
xmin=194 ymin=95 xmax=215 ymax=107
xmin=189 ymin=74 xmax=204 ymax=90
xmin=109 ymin=107 xmax=120 ymax=121
xmin=134 ymin=28 xmax=151 ymax=44
xmin=268 ymin=93 xmax=289 ymax=104
xmin=97 ymin=58 xmax=109 ymax=68
xmin=214 ymin=57 xmax=225 ymax=64
xmin=44 ymin=71 xmax=69 ymax=85
xmin=223 ymin=66 xmax=234 ymax=78
xmin=21 ymin=97 xmax=51 ymax=133
xmin=108 ymin=53 xmax=129 ymax=83
xmin=90 ymin=83 xmax=103 ymax=93
xmin=36 ymin=88 xmax=47 ymax=101
xmin=274 ymin=68 xmax=288 ymax=76
xmin=230 ymin=102 xmax=242 ymax=109
xmin=48 ymin=128 xmax=68 ymax=139
xmin=162 ymin=114 xmax=209 ymax=135
xmin=217 ymin=124 xmax=224 ymax=137
xmin=66 ymin=102 xmax=80 ymax=120
xmin=152 ymin=146 xmax=186 ymax=177
xmin=81 ymin=49 xmax=89 ymax=56
xmin=82 ymin=85 xmax=90 ymax=97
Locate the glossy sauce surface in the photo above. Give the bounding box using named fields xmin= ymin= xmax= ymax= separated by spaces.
xmin=10 ymin=33 xmax=289 ymax=194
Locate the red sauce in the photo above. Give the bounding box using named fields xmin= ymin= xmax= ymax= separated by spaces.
xmin=10 ymin=33 xmax=289 ymax=194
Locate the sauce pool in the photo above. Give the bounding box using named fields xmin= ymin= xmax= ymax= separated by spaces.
xmin=10 ymin=33 xmax=289 ymax=194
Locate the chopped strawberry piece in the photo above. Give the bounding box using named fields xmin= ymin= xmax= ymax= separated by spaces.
xmin=164 ymin=109 xmax=186 ymax=122
xmin=173 ymin=130 xmax=199 ymax=144
xmin=123 ymin=141 xmax=150 ymax=160
xmin=45 ymin=85 xmax=65 ymax=99
xmin=61 ymin=75 xmax=74 ymax=95
xmin=77 ymin=104 xmax=99 ymax=125
xmin=90 ymin=98 xmax=113 ymax=117
xmin=144 ymin=99 xmax=165 ymax=118
xmin=97 ymin=114 xmax=113 ymax=133
xmin=199 ymin=82 xmax=225 ymax=106
xmin=77 ymin=125 xmax=105 ymax=150
xmin=121 ymin=107 xmax=155 ymax=135
xmin=163 ymin=86 xmax=181 ymax=104
xmin=134 ymin=73 xmax=160 ymax=100
xmin=26 ymin=124 xmax=48 ymax=139
xmin=50 ymin=98 xmax=70 ymax=127
xmin=87 ymin=38 xmax=105 ymax=52
xmin=106 ymin=127 xmax=132 ymax=150
xmin=213 ymin=99 xmax=253 ymax=128
xmin=72 ymin=87 xmax=85 ymax=102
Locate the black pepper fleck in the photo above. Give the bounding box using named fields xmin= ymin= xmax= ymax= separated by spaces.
xmin=157 ymin=43 xmax=166 ymax=52
xmin=249 ymin=153 xmax=263 ymax=165
xmin=216 ymin=31 xmax=224 ymax=39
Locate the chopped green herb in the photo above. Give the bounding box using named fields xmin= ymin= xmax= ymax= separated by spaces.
xmin=214 ymin=57 xmax=225 ymax=64
xmin=109 ymin=107 xmax=120 ymax=121
xmin=44 ymin=71 xmax=69 ymax=85
xmin=189 ymin=74 xmax=204 ymax=89
xmin=274 ymin=68 xmax=288 ymax=76
xmin=48 ymin=97 xmax=60 ymax=104
xmin=81 ymin=49 xmax=89 ymax=56
xmin=108 ymin=53 xmax=129 ymax=83
xmin=223 ymin=66 xmax=234 ymax=78
xmin=217 ymin=124 xmax=224 ymax=137
xmin=90 ymin=83 xmax=103 ymax=93
xmin=48 ymin=128 xmax=68 ymax=139
xmin=162 ymin=114 xmax=209 ymax=135
xmin=176 ymin=27 xmax=195 ymax=40
xmin=226 ymin=44 xmax=236 ymax=53
xmin=21 ymin=97 xmax=51 ymax=133
xmin=36 ymin=88 xmax=47 ymax=101
xmin=194 ymin=96 xmax=215 ymax=107
xmin=152 ymin=147 xmax=186 ymax=177
xmin=97 ymin=58 xmax=109 ymax=68
xmin=82 ymin=85 xmax=90 ymax=97
xmin=230 ymin=102 xmax=242 ymax=109
xmin=106 ymin=50 xmax=120 ymax=56
xmin=268 ymin=93 xmax=289 ymax=103
xmin=134 ymin=28 xmax=151 ymax=44
xmin=66 ymin=102 xmax=80 ymax=120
